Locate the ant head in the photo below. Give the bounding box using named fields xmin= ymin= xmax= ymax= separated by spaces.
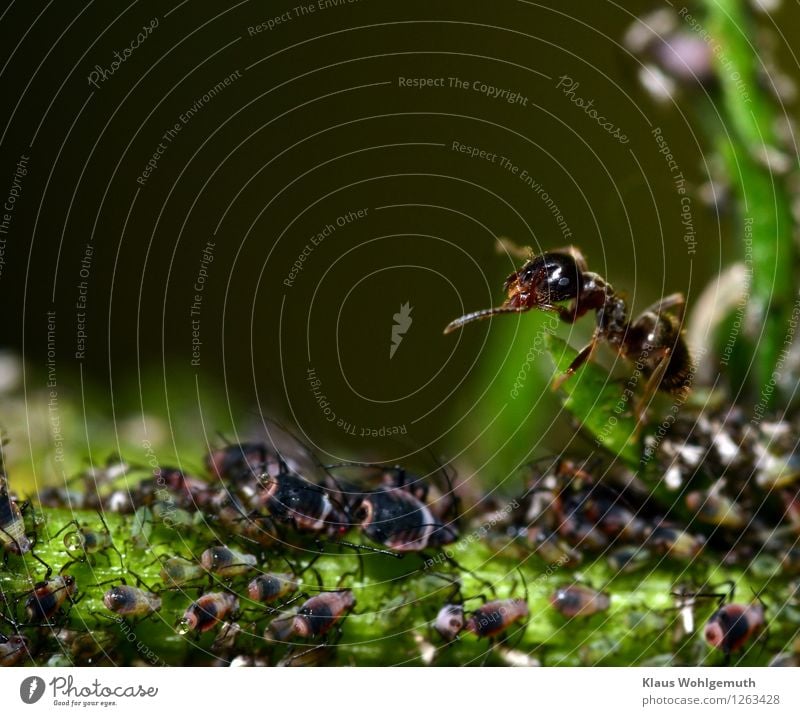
xmin=443 ymin=248 xmax=587 ymax=334
xmin=505 ymin=251 xmax=585 ymax=308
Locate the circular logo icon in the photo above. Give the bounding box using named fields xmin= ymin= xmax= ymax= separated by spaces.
xmin=20 ymin=676 xmax=45 ymax=705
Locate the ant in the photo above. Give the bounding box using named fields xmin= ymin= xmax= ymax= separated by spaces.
xmin=671 ymin=581 xmax=767 ymax=665
xmin=444 ymin=246 xmax=693 ymax=423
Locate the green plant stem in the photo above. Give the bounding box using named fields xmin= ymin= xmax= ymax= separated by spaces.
xmin=701 ymin=0 xmax=796 ymax=403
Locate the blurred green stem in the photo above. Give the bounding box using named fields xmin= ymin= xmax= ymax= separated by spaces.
xmin=702 ymin=0 xmax=795 ymax=403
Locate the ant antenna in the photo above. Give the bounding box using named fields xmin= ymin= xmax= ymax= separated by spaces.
xmin=443 ymin=305 xmax=528 ymax=334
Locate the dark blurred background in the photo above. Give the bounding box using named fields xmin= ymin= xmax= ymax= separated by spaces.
xmin=1 ymin=0 xmax=798 ymax=486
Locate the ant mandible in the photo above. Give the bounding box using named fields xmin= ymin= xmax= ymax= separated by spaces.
xmin=444 ymin=245 xmax=693 ymax=422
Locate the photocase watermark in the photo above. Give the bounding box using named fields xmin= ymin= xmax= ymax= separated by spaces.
xmin=306 ymin=366 xmax=406 ymax=436
xmin=679 ymin=7 xmax=751 ymax=104
xmin=189 ymin=240 xmax=216 ymax=367
xmin=74 ymin=243 xmax=93 ymax=360
xmin=555 ymin=75 xmax=629 ymax=144
xmin=114 ymin=617 xmax=165 ymax=666
xmin=398 ymin=75 xmax=530 ymax=106
xmin=20 ymin=676 xmax=45 ymax=704
xmin=720 ymin=218 xmax=754 ymax=367
xmin=510 ymin=315 xmax=560 ymax=398
xmin=0 ymin=154 xmax=29 ymax=280
xmin=452 ymin=142 xmax=572 ymax=240
xmin=44 ymin=675 xmax=158 ymax=707
xmin=751 ymin=289 xmax=800 ymax=427
xmin=423 ymin=499 xmax=519 ymax=568
xmin=640 ymin=347 xmax=706 ymax=466
xmin=87 ymin=18 xmax=159 ymax=89
xmin=389 ymin=302 xmax=413 ymax=359
xmin=594 ymin=344 xmax=654 ymax=449
xmin=136 ymin=71 xmax=242 ymax=186
xmin=141 ymin=439 xmax=180 ymax=530
xmin=247 ymin=0 xmax=364 ymax=35
xmin=283 ymin=209 xmax=369 ymax=288
xmin=652 ymin=127 xmax=697 ymax=254
xmin=45 ymin=311 xmax=64 ymax=463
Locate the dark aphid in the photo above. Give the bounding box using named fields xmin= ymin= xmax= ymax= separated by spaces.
xmin=178 ymin=592 xmax=238 ymax=634
xmin=0 ymin=633 xmax=29 ymax=666
xmin=685 ymin=487 xmax=746 ymax=529
xmin=444 ymin=247 xmax=692 ymax=422
xmin=607 ymin=547 xmax=650 ymax=573
xmin=704 ymin=603 xmax=765 ymax=655
xmin=354 ymin=484 xmax=457 ymax=552
xmin=256 ymin=469 xmax=350 ymax=537
xmin=56 ymin=513 xmax=121 ymax=567
xmin=529 ymin=529 xmax=582 ymax=567
xmin=465 ymin=599 xmax=529 ymax=638
xmin=285 ymin=590 xmax=356 ymax=639
xmin=200 ymin=546 xmax=257 ymax=577
xmin=103 ymin=585 xmax=161 ymax=618
xmin=62 ymin=523 xmax=113 ymax=557
xmin=138 ymin=467 xmax=215 ymax=511
xmin=434 ymin=603 xmax=464 ymax=642
xmin=550 ymin=584 xmax=610 ymax=618
xmin=247 ymin=573 xmax=298 ymax=604
xmin=158 ymin=555 xmax=205 ymax=587
xmin=646 ymin=524 xmax=705 ymax=560
xmin=206 ymin=442 xmax=284 ymax=486
xmin=0 ymin=474 xmax=31 ymax=556
xmin=25 ymin=574 xmax=78 ymax=623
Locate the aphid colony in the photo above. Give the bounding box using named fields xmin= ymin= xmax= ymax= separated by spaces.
xmin=0 ymin=421 xmax=794 ymax=667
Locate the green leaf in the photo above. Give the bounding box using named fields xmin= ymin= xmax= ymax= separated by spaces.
xmin=545 ymin=334 xmax=641 ymax=465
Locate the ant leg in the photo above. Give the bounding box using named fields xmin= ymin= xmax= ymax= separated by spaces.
xmin=552 ymin=335 xmax=599 ymax=391
xmin=495 ymin=237 xmax=533 ymax=260
xmin=642 ymin=292 xmax=686 ymax=322
xmin=632 ymin=348 xmax=672 ymax=430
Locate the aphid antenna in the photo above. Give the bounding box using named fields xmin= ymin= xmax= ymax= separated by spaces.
xmin=330 ymin=538 xmax=404 ymax=560
xmin=51 ymin=518 xmax=82 ymax=541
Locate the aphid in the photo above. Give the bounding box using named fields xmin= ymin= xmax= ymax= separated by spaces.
xmin=550 ymin=584 xmax=610 ymax=618
xmin=158 ymin=555 xmax=205 ymax=587
xmin=529 ymin=529 xmax=582 ymax=567
xmin=646 ymin=524 xmax=705 ymax=560
xmin=444 ymin=247 xmax=692 ymax=421
xmin=0 ymin=633 xmax=29 ymax=666
xmin=607 ymin=546 xmax=650 ymax=573
xmin=255 ymin=468 xmax=350 ymax=537
xmin=353 ymin=481 xmax=458 ymax=553
xmin=434 ymin=603 xmax=464 ymax=642
xmin=177 ymin=592 xmax=239 ymax=634
xmin=138 ymin=467 xmax=215 ymax=511
xmin=25 ymin=574 xmax=78 ymax=623
xmin=206 ymin=441 xmax=285 ymax=486
xmin=0 ymin=474 xmax=31 ymax=556
xmin=685 ymin=487 xmax=746 ymax=529
xmin=247 ymin=573 xmax=298 ymax=604
xmin=464 ymin=598 xmax=529 ymax=638
xmin=704 ymin=602 xmax=765 ymax=656
xmin=273 ymin=590 xmax=356 ymax=640
xmin=103 ymin=584 xmax=162 ymax=618
xmin=200 ymin=546 xmax=257 ymax=577
xmin=55 ymin=513 xmax=120 ymax=565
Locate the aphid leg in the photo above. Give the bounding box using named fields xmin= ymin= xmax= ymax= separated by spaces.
xmin=508 ymin=567 xmax=530 ymax=652
xmin=97 ymin=510 xmax=125 ymax=568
